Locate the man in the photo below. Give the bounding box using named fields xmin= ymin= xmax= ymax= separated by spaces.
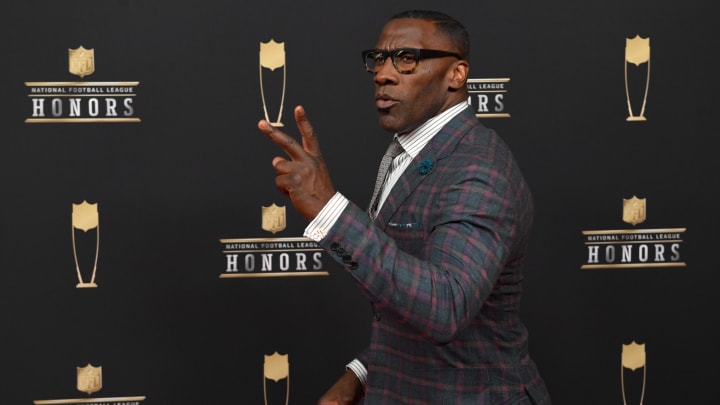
xmin=258 ymin=9 xmax=550 ymax=405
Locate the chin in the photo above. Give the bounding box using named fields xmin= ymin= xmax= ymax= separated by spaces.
xmin=377 ymin=116 xmax=403 ymax=133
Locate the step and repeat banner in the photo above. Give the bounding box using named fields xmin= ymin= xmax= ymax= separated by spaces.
xmin=1 ymin=0 xmax=717 ymax=404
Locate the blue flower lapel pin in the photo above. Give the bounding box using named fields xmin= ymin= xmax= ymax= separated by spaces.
xmin=418 ymin=159 xmax=434 ymax=175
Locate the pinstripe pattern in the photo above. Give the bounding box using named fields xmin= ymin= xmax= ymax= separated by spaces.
xmin=378 ymin=102 xmax=467 ymax=215
xmin=321 ymin=108 xmax=550 ymax=404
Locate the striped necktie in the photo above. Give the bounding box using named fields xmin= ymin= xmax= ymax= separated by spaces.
xmin=368 ymin=139 xmax=404 ymax=218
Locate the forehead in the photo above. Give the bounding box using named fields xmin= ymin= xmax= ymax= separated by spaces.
xmin=375 ymin=18 xmax=449 ymax=50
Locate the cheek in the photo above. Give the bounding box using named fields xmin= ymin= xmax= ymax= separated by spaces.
xmin=408 ymin=84 xmax=446 ymax=115
xmin=409 ymin=70 xmax=446 ymax=99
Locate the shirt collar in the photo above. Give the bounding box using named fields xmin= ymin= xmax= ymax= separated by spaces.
xmin=395 ymin=101 xmax=468 ymax=158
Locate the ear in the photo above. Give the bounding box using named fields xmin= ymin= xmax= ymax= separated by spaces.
xmin=447 ymin=59 xmax=469 ymax=91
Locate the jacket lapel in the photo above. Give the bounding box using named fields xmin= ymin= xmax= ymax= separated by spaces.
xmin=374 ymin=108 xmax=476 ymax=224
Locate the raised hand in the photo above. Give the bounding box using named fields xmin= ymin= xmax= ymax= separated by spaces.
xmin=258 ymin=105 xmax=336 ymax=221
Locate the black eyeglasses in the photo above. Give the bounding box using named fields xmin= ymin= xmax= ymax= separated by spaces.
xmin=361 ymin=48 xmax=463 ymax=74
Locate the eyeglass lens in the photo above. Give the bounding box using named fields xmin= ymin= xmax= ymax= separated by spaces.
xmin=365 ymin=49 xmax=418 ymax=73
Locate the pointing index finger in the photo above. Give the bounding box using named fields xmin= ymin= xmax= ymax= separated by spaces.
xmin=258 ymin=119 xmax=302 ymax=158
xmin=294 ymin=106 xmax=321 ymax=157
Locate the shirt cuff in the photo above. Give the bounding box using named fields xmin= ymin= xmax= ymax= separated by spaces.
xmin=303 ymin=192 xmax=349 ymax=242
xmin=345 ymin=358 xmax=368 ymax=387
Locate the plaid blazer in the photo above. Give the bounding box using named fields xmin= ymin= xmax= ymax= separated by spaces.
xmin=320 ymin=108 xmax=551 ymax=404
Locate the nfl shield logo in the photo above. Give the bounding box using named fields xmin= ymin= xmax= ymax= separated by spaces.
xmin=69 ymin=46 xmax=95 ymax=78
xmin=262 ymin=203 xmax=286 ymax=234
xmin=622 ymin=196 xmax=646 ymax=226
xmin=77 ymin=363 xmax=102 ymax=395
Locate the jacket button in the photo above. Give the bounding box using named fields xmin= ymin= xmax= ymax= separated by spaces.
xmin=330 ymin=242 xmax=339 ymax=251
xmin=373 ymin=312 xmax=382 ymax=321
xmin=348 ymin=261 xmax=358 ymax=270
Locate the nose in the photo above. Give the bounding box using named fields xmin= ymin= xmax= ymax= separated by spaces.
xmin=373 ymin=57 xmax=398 ymax=85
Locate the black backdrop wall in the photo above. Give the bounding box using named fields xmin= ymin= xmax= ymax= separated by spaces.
xmin=1 ymin=0 xmax=717 ymax=404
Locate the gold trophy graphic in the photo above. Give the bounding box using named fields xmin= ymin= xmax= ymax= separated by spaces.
xmin=624 ymin=35 xmax=650 ymax=121
xmin=264 ymin=351 xmax=290 ymax=405
xmin=72 ymin=200 xmax=100 ymax=288
xmin=259 ymin=39 xmax=286 ymax=127
xmin=621 ymin=341 xmax=647 ymax=405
